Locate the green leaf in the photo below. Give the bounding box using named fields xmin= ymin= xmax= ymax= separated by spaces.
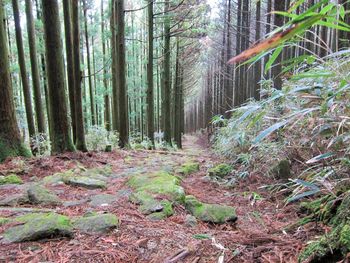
xmin=193 ymin=234 xmax=212 ymax=240
xmin=306 ymin=153 xmax=335 ymax=164
xmin=253 ymin=120 xmax=287 ymax=144
xmin=264 ymin=46 xmax=283 ymax=74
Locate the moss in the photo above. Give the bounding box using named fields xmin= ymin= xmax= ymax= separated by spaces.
xmin=4 ymin=213 xmax=72 ymax=243
xmin=146 ymin=200 xmax=174 ymax=221
xmin=184 ymin=195 xmax=237 ymax=224
xmin=73 ymin=214 xmax=119 ymax=233
xmin=0 ymin=174 xmax=23 ymax=185
xmin=178 ymin=162 xmax=200 ymax=176
xmin=0 ymin=217 xmax=10 ymax=226
xmin=128 ymin=171 xmax=185 ymax=202
xmin=208 ymin=164 xmax=233 ymax=178
xmin=27 ymin=185 xmax=62 ymax=205
xmin=0 ymin=138 xmax=31 ymax=163
xmin=340 ymin=224 xmax=350 ymax=251
xmin=270 ymin=159 xmax=291 ymax=180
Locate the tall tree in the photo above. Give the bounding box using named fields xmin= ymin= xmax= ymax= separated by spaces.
xmin=12 ymin=0 xmax=36 ymax=138
xmin=0 ymin=0 xmax=30 ymax=162
xmin=63 ymin=0 xmax=77 ymax=142
xmin=254 ymin=0 xmax=261 ymax=100
xmin=42 ymin=0 xmax=75 ymax=153
xmin=83 ymin=0 xmax=96 ymax=126
xmin=147 ymin=0 xmax=154 ymax=146
xmin=116 ymin=0 xmax=129 ymax=147
xmin=272 ymin=0 xmax=286 ymax=90
xmin=72 ymin=0 xmax=88 ymax=151
xmin=25 ymin=0 xmax=46 ymax=134
xmin=162 ymin=0 xmax=172 ymax=145
xmin=101 ymin=0 xmax=111 ymax=131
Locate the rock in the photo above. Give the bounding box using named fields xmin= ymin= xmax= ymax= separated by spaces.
xmin=27 ymin=185 xmax=62 ymax=206
xmin=2 ymin=213 xmax=73 ymax=243
xmin=146 ymin=200 xmax=173 ymax=220
xmin=64 ymin=176 xmax=106 ymax=189
xmin=89 ymin=194 xmax=117 ymax=207
xmin=270 ymin=159 xmax=291 ymax=180
xmin=63 ymin=199 xmax=88 ymax=207
xmin=208 ymin=164 xmax=233 ymax=178
xmin=73 ymin=213 xmax=119 ymax=233
xmin=177 ymin=162 xmax=200 ymax=176
xmin=184 ymin=195 xmax=237 ymax=224
xmin=184 ymin=215 xmax=197 ymax=227
xmin=0 ymin=174 xmax=23 ymax=185
xmin=116 ymin=189 xmax=132 ymax=198
xmin=128 ymin=171 xmax=185 ymax=202
xmin=0 ymin=192 xmax=30 ymax=206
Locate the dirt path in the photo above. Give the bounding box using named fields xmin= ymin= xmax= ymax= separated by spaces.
xmin=0 ymin=136 xmax=316 ymax=262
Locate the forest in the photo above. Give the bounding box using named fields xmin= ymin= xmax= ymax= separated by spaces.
xmin=0 ymin=0 xmax=350 ymax=262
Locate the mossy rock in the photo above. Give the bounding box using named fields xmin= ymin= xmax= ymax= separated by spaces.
xmin=89 ymin=194 xmax=118 ymax=207
xmin=177 ymin=162 xmax=200 ymax=176
xmin=73 ymin=213 xmax=119 ymax=233
xmin=27 ymin=185 xmax=62 ymax=206
xmin=270 ymin=159 xmax=291 ymax=180
xmin=3 ymin=213 xmax=73 ymax=243
xmin=146 ymin=200 xmax=174 ymax=221
xmin=63 ymin=176 xmax=106 ymax=189
xmin=208 ymin=164 xmax=233 ymax=178
xmin=184 ymin=195 xmax=237 ymax=224
xmin=127 ymin=171 xmax=185 ymax=202
xmin=0 ymin=174 xmax=23 ymax=185
xmin=0 ymin=192 xmax=30 ymax=206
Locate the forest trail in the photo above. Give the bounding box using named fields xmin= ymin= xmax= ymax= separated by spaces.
xmin=0 ymin=136 xmax=315 ymax=262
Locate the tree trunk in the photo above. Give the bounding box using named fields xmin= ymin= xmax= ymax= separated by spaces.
xmin=42 ymin=0 xmax=75 ymax=153
xmin=25 ymin=0 xmax=46 ymax=134
xmin=83 ymin=0 xmax=96 ymax=126
xmin=101 ymin=0 xmax=111 ymax=132
xmin=254 ymin=0 xmax=261 ymax=100
xmin=116 ymin=0 xmax=129 ymax=148
xmin=162 ymin=0 xmax=172 ymax=145
xmin=147 ymin=0 xmax=155 ymax=146
xmin=12 ymin=0 xmax=36 ymax=138
xmin=71 ymin=0 xmax=87 ymax=151
xmin=0 ymin=0 xmax=30 ymax=162
xmin=272 ymin=0 xmax=285 ymax=90
xmin=174 ymin=38 xmax=182 ymax=148
xmin=63 ymin=0 xmax=76 ymax=142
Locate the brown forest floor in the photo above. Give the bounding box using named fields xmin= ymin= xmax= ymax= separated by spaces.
xmin=0 ymin=135 xmax=321 ymax=263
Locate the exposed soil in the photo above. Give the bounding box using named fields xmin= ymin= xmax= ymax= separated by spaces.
xmin=0 ymin=135 xmax=321 ymax=262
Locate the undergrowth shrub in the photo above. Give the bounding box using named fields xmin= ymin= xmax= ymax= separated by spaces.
xmin=86 ymin=126 xmax=119 ymax=151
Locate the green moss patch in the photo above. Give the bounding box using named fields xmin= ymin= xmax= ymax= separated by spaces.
xmin=177 ymin=162 xmax=200 ymax=176
xmin=208 ymin=164 xmax=233 ymax=178
xmin=27 ymin=185 xmax=62 ymax=206
xmin=184 ymin=195 xmax=237 ymax=224
xmin=298 ymin=193 xmax=350 ymax=262
xmin=128 ymin=171 xmax=185 ymax=202
xmin=270 ymin=159 xmax=291 ymax=180
xmin=0 ymin=138 xmax=31 ymax=163
xmin=0 ymin=174 xmax=23 ymax=185
xmin=3 ymin=213 xmax=73 ymax=243
xmin=73 ymin=213 xmax=119 ymax=233
xmin=0 ymin=217 xmax=10 ymax=226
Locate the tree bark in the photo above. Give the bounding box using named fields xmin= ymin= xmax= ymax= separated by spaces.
xmin=63 ymin=0 xmax=76 ymax=142
xmin=71 ymin=0 xmax=87 ymax=151
xmin=254 ymin=0 xmax=261 ymax=100
xmin=25 ymin=0 xmax=46 ymax=134
xmin=0 ymin=0 xmax=30 ymax=162
xmin=12 ymin=0 xmax=36 ymax=138
xmin=162 ymin=0 xmax=172 ymax=145
xmin=42 ymin=0 xmax=75 ymax=153
xmin=147 ymin=0 xmax=155 ymax=146
xmin=116 ymin=0 xmax=129 ymax=148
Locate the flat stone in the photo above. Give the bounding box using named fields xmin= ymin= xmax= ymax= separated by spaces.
xmin=185 ymin=195 xmax=237 ymax=224
xmin=0 ymin=192 xmax=30 ymax=206
xmin=184 ymin=215 xmax=197 ymax=227
xmin=89 ymin=194 xmax=117 ymax=207
xmin=73 ymin=213 xmax=119 ymax=233
xmin=64 ymin=176 xmax=106 ymax=189
xmin=2 ymin=213 xmax=73 ymax=243
xmin=63 ymin=199 xmax=88 ymax=207
xmin=27 ymin=185 xmax=62 ymax=206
